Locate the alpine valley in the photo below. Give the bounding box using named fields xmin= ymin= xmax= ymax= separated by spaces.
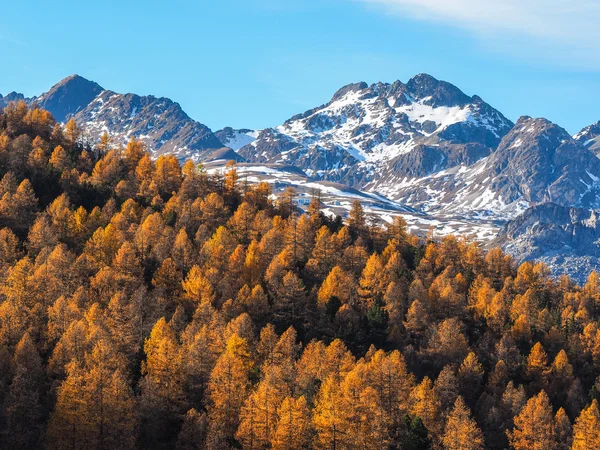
xmin=4 ymin=74 xmax=600 ymax=282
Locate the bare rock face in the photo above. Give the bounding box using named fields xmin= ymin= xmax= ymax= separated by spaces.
xmin=494 ymin=203 xmax=600 ymax=283
xmin=35 ymin=74 xmax=104 ymax=122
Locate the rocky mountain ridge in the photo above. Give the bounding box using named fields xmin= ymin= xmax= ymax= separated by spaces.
xmin=1 ymin=75 xmax=225 ymax=159
xmin=366 ymin=116 xmax=600 ymax=220
xmin=575 ymin=120 xmax=600 ymax=156
xmin=494 ymin=203 xmax=600 ymax=283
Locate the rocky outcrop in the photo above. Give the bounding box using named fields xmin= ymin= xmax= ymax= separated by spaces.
xmin=35 ymin=74 xmax=104 ymax=122
xmin=494 ymin=203 xmax=600 ymax=283
xmin=574 ymin=120 xmax=600 ymax=156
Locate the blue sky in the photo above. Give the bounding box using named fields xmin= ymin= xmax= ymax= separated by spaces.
xmin=0 ymin=0 xmax=598 ymax=134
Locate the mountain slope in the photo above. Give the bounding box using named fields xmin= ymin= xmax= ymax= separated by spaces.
xmin=1 ymin=75 xmax=225 ymax=158
xmin=367 ymin=116 xmax=600 ymax=220
xmin=74 ymin=90 xmax=224 ymax=159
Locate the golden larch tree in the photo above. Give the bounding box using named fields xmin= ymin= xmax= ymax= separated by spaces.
xmin=507 ymin=390 xmax=557 ymax=450
xmin=271 ymin=396 xmax=312 ymax=450
xmin=409 ymin=376 xmax=441 ymax=436
xmin=208 ymin=334 xmax=251 ymax=443
xmin=572 ymin=399 xmax=600 ymax=450
xmin=442 ymin=396 xmax=485 ymax=450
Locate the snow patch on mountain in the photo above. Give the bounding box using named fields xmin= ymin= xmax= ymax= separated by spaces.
xmin=215 ymin=127 xmax=259 ymax=151
xmin=393 ymin=98 xmax=471 ymax=135
xmin=574 ymin=120 xmax=600 ymax=157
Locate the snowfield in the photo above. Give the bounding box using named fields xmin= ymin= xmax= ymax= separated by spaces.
xmin=205 ymin=161 xmax=501 ymax=244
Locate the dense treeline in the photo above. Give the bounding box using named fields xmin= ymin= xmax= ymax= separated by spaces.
xmin=0 ymin=101 xmax=599 ymax=449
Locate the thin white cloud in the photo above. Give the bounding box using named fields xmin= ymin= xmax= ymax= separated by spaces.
xmin=355 ymin=0 xmax=600 ymax=68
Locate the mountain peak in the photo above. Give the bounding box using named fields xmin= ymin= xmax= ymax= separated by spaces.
xmin=574 ymin=120 xmax=600 ymax=155
xmin=58 ymin=73 xmax=89 ymax=84
xmin=575 ymin=120 xmax=600 ymax=139
xmin=241 ymin=73 xmax=514 ymax=188
xmin=331 ymin=82 xmax=368 ymax=102
xmin=46 ymin=74 xmax=104 ymax=95
xmin=72 ymin=86 xmax=223 ymax=157
xmin=36 ymin=74 xmax=104 ymax=122
xmin=513 ymin=116 xmax=570 ymax=138
xmin=405 ymin=73 xmax=471 ymax=107
xmin=515 ymin=115 xmax=533 ymax=123
xmin=407 ymin=73 xmax=439 ymax=85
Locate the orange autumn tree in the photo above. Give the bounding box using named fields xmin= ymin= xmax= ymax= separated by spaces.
xmin=271 ymin=396 xmax=312 ymax=450
xmin=507 ymin=390 xmax=557 ymax=450
xmin=442 ymin=396 xmax=485 ymax=450
xmin=208 ymin=334 xmax=251 ymax=445
xmin=572 ymin=400 xmax=600 ymax=450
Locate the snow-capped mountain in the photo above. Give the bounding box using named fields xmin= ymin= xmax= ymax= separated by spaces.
xmin=575 ymin=121 xmax=600 ymax=156
xmin=2 ymin=75 xmax=225 ymax=159
xmin=227 ymin=75 xmax=600 ymax=223
xmin=368 ymin=116 xmax=600 ymax=219
xmin=236 ymin=74 xmax=513 ymax=181
xmin=74 ymin=90 xmax=223 ymax=159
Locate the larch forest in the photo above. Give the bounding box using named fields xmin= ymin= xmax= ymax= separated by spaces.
xmin=0 ymin=100 xmax=599 ymax=450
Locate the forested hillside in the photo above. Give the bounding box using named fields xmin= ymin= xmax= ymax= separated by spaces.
xmin=0 ymin=101 xmax=600 ymax=449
